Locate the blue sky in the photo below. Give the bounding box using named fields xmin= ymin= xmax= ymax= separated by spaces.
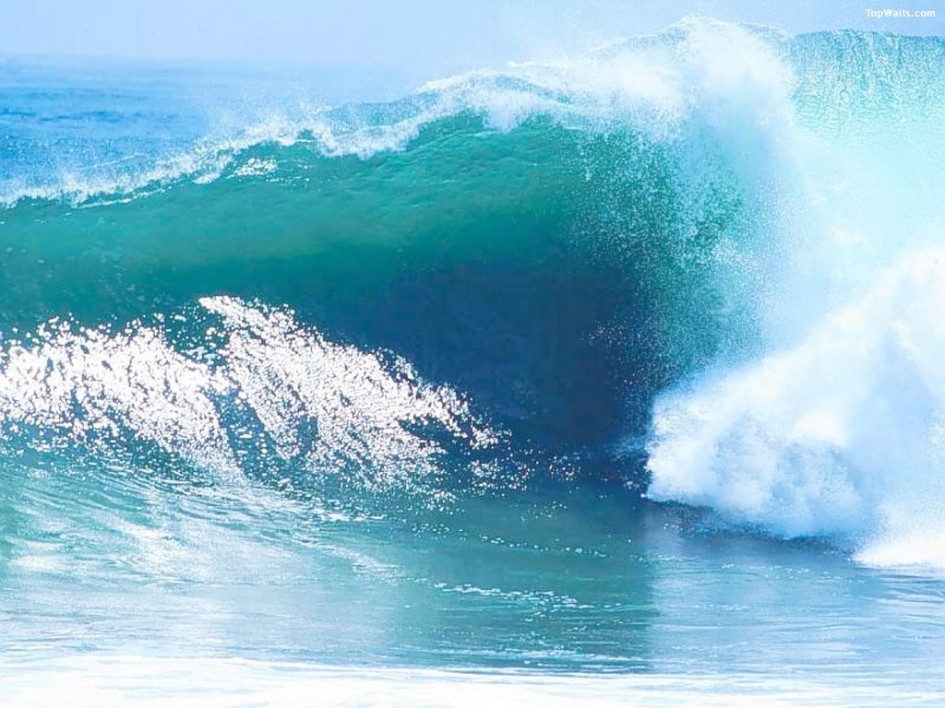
xmin=3 ymin=0 xmax=942 ymax=81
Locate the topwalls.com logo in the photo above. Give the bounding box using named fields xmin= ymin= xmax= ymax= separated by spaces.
xmin=865 ymin=8 xmax=937 ymax=18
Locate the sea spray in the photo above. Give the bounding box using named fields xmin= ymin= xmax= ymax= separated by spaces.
xmin=648 ymin=249 xmax=945 ymax=549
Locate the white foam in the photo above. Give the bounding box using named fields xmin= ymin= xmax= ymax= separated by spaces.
xmin=0 ymin=319 xmax=236 ymax=473
xmin=647 ymin=249 xmax=945 ymax=566
xmin=0 ymin=298 xmax=498 ymax=494
xmin=201 ymin=296 xmax=498 ymax=489
xmin=3 ymin=654 xmax=938 ymax=706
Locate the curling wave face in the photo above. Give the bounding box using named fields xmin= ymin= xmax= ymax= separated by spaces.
xmin=1 ymin=19 xmax=799 ymax=463
xmin=2 ymin=18 xmax=945 ymax=566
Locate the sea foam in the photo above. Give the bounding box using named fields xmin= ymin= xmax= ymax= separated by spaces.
xmin=648 ymin=249 xmax=945 ymax=568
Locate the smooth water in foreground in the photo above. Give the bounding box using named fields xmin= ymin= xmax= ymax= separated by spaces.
xmin=3 ymin=16 xmax=945 ymax=703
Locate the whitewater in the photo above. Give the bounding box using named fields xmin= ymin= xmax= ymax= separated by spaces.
xmin=2 ymin=16 xmax=945 ymax=704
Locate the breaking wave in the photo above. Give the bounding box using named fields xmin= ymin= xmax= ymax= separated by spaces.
xmin=3 ymin=18 xmax=945 ymax=565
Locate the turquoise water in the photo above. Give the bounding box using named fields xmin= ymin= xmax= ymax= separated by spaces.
xmin=3 ymin=18 xmax=945 ymax=703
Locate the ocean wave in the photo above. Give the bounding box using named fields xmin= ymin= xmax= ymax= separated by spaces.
xmin=3 ymin=18 xmax=945 ymax=565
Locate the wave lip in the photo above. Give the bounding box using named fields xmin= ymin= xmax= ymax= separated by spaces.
xmin=0 ymin=16 xmax=794 ymax=210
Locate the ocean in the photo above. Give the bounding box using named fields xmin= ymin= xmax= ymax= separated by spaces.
xmin=2 ymin=17 xmax=945 ymax=704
